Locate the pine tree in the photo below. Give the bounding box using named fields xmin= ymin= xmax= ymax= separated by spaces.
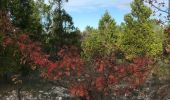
xmin=82 ymin=11 xmax=118 ymax=60
xmin=47 ymin=0 xmax=80 ymax=53
xmin=98 ymin=11 xmax=117 ymax=42
xmin=120 ymin=0 xmax=165 ymax=59
xmin=8 ymin=0 xmax=43 ymax=41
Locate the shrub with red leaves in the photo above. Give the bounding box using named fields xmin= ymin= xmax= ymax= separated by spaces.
xmin=1 ymin=11 xmax=154 ymax=100
xmin=2 ymin=33 xmax=153 ymax=99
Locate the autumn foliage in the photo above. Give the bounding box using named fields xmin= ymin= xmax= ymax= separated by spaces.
xmin=1 ymin=29 xmax=153 ymax=99
xmin=69 ymin=56 xmax=153 ymax=99
xmin=0 ymin=9 xmax=154 ymax=100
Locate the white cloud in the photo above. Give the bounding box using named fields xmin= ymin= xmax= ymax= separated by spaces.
xmin=64 ymin=0 xmax=133 ymax=12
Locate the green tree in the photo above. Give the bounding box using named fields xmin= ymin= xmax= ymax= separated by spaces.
xmin=82 ymin=26 xmax=97 ymax=39
xmin=82 ymin=11 xmax=118 ymax=60
xmin=120 ymin=0 xmax=165 ymax=59
xmin=47 ymin=0 xmax=81 ymax=54
xmin=98 ymin=11 xmax=118 ymax=43
xmin=8 ymin=0 xmax=43 ymax=41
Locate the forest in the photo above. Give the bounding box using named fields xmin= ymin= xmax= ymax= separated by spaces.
xmin=0 ymin=0 xmax=170 ymax=100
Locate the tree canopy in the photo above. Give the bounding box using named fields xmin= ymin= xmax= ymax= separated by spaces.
xmin=120 ymin=0 xmax=165 ymax=59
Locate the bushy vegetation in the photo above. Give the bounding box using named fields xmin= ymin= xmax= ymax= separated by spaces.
xmin=0 ymin=0 xmax=170 ymax=100
xmin=120 ymin=0 xmax=165 ymax=59
xmin=81 ymin=11 xmax=119 ymax=61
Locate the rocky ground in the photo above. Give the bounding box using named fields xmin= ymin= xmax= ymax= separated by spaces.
xmin=0 ymin=75 xmax=170 ymax=100
xmin=0 ymin=80 xmax=81 ymax=100
xmin=0 ymin=86 xmax=75 ymax=100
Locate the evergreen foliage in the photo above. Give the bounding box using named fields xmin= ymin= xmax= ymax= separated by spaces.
xmin=82 ymin=11 xmax=118 ymax=60
xmin=120 ymin=0 xmax=165 ymax=59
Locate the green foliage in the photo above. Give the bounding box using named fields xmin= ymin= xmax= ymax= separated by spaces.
xmin=36 ymin=0 xmax=52 ymax=34
xmin=0 ymin=0 xmax=8 ymax=10
xmin=153 ymin=58 xmax=170 ymax=78
xmin=0 ymin=43 xmax=21 ymax=75
xmin=98 ymin=11 xmax=118 ymax=43
xmin=46 ymin=0 xmax=81 ymax=53
xmin=119 ymin=0 xmax=165 ymax=59
xmin=82 ymin=26 xmax=97 ymax=39
xmin=8 ymin=0 xmax=43 ymax=41
xmin=82 ymin=32 xmax=108 ymax=60
xmin=82 ymin=11 xmax=118 ymax=60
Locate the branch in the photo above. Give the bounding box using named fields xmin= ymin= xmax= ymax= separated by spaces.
xmin=147 ymin=0 xmax=169 ymax=14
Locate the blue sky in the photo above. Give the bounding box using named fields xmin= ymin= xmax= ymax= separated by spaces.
xmin=63 ymin=0 xmax=133 ymax=31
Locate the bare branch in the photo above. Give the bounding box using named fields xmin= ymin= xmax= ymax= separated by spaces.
xmin=150 ymin=2 xmax=169 ymax=14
